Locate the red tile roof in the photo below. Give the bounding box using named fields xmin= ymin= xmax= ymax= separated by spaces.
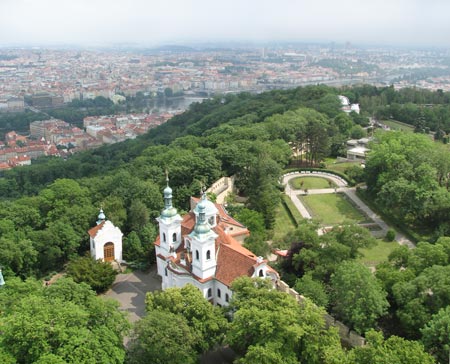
xmin=181 ymin=212 xmax=196 ymax=236
xmin=215 ymin=226 xmax=259 ymax=286
xmin=190 ymin=197 xmax=249 ymax=236
xmin=156 ymin=203 xmax=277 ymax=288
xmin=88 ymin=221 xmax=105 ymax=238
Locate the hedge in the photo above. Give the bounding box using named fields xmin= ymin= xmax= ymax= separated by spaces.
xmin=282 ymin=167 xmax=355 ymax=186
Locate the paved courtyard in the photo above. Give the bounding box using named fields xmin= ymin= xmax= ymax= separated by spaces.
xmin=105 ymin=266 xmax=162 ymax=322
xmin=105 ymin=267 xmax=235 ymax=362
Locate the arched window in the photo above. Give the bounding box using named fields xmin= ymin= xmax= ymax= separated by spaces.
xmin=206 ymin=250 xmax=211 ymax=260
xmin=225 ymin=293 xmax=229 ymax=303
xmin=172 ymin=233 xmax=177 ymax=242
xmin=208 ymin=216 xmax=215 ymax=226
xmin=217 ymin=289 xmax=221 ymax=298
xmin=163 ymin=233 xmax=166 ymax=242
xmin=259 ymin=269 xmax=264 ymax=277
xmin=165 ymin=268 xmax=168 ymax=276
xmin=207 ymin=288 xmax=212 ymax=297
xmin=196 ymin=250 xmax=199 ymax=260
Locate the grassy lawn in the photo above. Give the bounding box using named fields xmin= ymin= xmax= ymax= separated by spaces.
xmin=271 ymin=201 xmax=297 ymax=246
xmin=358 ymin=240 xmax=399 ymax=267
xmin=381 ymin=119 xmax=414 ymax=132
xmin=299 ymin=193 xmax=369 ymax=225
xmin=282 ymin=195 xmax=303 ymax=224
xmin=289 ymin=176 xmax=335 ymax=189
xmin=325 ymin=160 xmax=361 ymax=175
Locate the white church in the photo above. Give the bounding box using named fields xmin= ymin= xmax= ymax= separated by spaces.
xmin=154 ymin=179 xmax=279 ymax=306
xmin=88 ymin=209 xmax=123 ymax=263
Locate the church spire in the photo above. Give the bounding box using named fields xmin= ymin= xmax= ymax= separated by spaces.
xmin=193 ymin=194 xmax=211 ymax=236
xmin=163 ymin=170 xmax=173 ymax=210
xmin=161 ymin=170 xmax=178 ymax=219
xmin=97 ymin=207 xmax=106 ymax=225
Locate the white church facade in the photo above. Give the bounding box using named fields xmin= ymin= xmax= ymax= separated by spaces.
xmin=88 ymin=209 xmax=123 ymax=263
xmin=154 ymin=180 xmax=279 ymax=306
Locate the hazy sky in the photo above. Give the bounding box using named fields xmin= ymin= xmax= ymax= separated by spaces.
xmin=0 ymin=0 xmax=449 ymax=47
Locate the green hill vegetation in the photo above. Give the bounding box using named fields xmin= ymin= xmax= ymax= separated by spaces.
xmin=2 ymin=85 xmax=450 ymax=362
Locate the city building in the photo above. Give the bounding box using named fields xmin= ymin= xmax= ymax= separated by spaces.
xmin=346 ymin=137 xmax=371 ymax=160
xmin=347 ymin=146 xmax=369 ymax=160
xmin=31 ymin=92 xmax=64 ymax=108
xmin=154 ymin=180 xmax=279 ymax=306
xmin=7 ymin=97 xmax=25 ymax=111
xmin=338 ymin=95 xmax=360 ymax=114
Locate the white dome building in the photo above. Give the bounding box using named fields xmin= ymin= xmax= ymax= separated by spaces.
xmin=88 ymin=209 xmax=123 ymax=263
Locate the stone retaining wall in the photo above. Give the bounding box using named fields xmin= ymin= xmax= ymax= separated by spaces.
xmin=206 ymin=176 xmax=235 ymax=204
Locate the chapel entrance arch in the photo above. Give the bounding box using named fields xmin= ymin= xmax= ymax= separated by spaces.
xmin=104 ymin=242 xmax=115 ymax=262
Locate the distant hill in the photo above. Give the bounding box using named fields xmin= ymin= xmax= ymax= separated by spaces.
xmin=146 ymin=45 xmax=198 ymax=53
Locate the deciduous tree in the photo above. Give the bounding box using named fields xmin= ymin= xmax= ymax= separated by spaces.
xmin=349 ymin=330 xmax=434 ymax=364
xmin=145 ymin=284 xmax=228 ymax=353
xmin=421 ymin=306 xmax=450 ymax=363
xmin=0 ymin=278 xmax=128 ymax=364
xmin=393 ymin=265 xmax=450 ymax=337
xmin=330 ymin=261 xmax=389 ymax=334
xmin=228 ymin=277 xmax=343 ymax=364
xmin=126 ymin=311 xmax=198 ymax=364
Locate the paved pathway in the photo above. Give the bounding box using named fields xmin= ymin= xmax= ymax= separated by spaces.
xmin=283 ymin=172 xmax=347 ymax=222
xmin=282 ymin=172 xmax=415 ymax=248
xmin=105 ymin=267 xmax=162 ymax=323
xmin=285 ymin=185 xmax=311 ymax=219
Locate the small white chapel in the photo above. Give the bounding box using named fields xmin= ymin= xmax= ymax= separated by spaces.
xmin=88 ymin=209 xmax=123 ymax=263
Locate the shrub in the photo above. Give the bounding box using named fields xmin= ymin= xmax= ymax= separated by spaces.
xmin=385 ymin=228 xmax=396 ymax=242
xmin=66 ymin=255 xmax=117 ymax=293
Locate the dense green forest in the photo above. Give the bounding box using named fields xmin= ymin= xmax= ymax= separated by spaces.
xmin=2 ymin=85 xmax=450 ymax=362
xmin=341 ymin=85 xmax=450 ymax=136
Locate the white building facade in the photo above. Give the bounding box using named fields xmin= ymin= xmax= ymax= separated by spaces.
xmin=155 ymin=181 xmax=279 ymax=306
xmin=88 ymin=209 xmax=123 ymax=262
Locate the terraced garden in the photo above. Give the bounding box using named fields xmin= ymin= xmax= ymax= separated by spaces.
xmin=299 ymin=193 xmax=370 ymax=226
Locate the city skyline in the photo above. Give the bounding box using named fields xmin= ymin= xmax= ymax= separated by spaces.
xmin=1 ymin=0 xmax=450 ymax=48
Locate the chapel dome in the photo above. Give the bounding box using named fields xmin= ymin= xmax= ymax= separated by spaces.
xmin=162 ymin=206 xmax=178 ymax=218
xmin=194 ymin=196 xmax=218 ymax=217
xmin=164 ymin=185 xmax=172 ymax=195
xmin=98 ymin=209 xmax=106 ymax=221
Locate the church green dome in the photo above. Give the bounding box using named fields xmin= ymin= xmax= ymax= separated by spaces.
xmin=194 ymin=221 xmax=211 ymax=235
xmin=161 ymin=177 xmax=177 ymax=219
xmin=192 ymin=195 xmax=211 ymax=235
xmin=98 ymin=209 xmax=106 ymax=221
xmin=161 ymin=206 xmax=178 ymax=218
xmin=194 ymin=197 xmax=218 ymax=217
xmin=164 ymin=185 xmax=172 ymax=196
